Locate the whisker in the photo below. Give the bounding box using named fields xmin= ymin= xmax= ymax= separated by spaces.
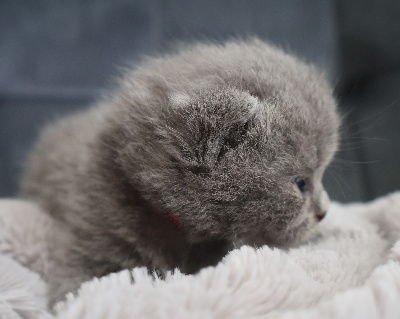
xmin=328 ymin=170 xmax=346 ymax=199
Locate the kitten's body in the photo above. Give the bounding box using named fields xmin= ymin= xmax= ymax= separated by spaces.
xmin=22 ymin=39 xmax=340 ymax=305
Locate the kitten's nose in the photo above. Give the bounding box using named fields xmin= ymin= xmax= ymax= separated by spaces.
xmin=316 ymin=210 xmax=326 ymax=222
xmin=316 ymin=190 xmax=329 ymax=222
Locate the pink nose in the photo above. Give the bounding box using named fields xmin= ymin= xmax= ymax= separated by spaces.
xmin=316 ymin=211 xmax=326 ymax=222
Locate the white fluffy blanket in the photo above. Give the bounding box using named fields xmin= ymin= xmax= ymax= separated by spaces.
xmin=1 ymin=192 xmax=400 ymax=319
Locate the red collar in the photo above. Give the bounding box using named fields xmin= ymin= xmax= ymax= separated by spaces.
xmin=164 ymin=210 xmax=182 ymax=228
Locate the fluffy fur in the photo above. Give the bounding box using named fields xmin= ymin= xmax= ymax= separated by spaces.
xmin=2 ymin=193 xmax=400 ymax=318
xmin=0 ymin=200 xmax=50 ymax=319
xmin=21 ymin=39 xmax=340 ymax=304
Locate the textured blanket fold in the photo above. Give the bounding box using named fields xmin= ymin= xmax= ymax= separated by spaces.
xmin=1 ymin=192 xmax=400 ymax=319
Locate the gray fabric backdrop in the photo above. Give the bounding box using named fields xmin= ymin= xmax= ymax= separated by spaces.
xmin=1 ymin=0 xmax=399 ymax=201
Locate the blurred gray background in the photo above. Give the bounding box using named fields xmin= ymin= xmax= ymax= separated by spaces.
xmin=1 ymin=0 xmax=399 ymax=201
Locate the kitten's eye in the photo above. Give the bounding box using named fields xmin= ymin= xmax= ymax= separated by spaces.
xmin=295 ymin=177 xmax=306 ymax=193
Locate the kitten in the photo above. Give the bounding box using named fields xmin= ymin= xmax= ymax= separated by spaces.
xmin=21 ymin=39 xmax=340 ymax=305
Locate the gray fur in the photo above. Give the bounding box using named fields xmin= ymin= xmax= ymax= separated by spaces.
xmin=21 ymin=39 xmax=340 ymax=305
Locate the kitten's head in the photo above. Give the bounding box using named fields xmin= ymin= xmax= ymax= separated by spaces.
xmin=113 ymin=40 xmax=340 ymax=247
xmin=116 ymin=84 xmax=339 ymax=247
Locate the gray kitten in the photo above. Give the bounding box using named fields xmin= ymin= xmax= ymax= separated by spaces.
xmin=21 ymin=39 xmax=340 ymax=305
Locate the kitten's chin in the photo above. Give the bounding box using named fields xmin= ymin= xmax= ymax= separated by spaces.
xmin=234 ymin=220 xmax=319 ymax=249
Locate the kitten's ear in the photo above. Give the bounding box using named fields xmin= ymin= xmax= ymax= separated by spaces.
xmin=163 ymin=88 xmax=260 ymax=170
